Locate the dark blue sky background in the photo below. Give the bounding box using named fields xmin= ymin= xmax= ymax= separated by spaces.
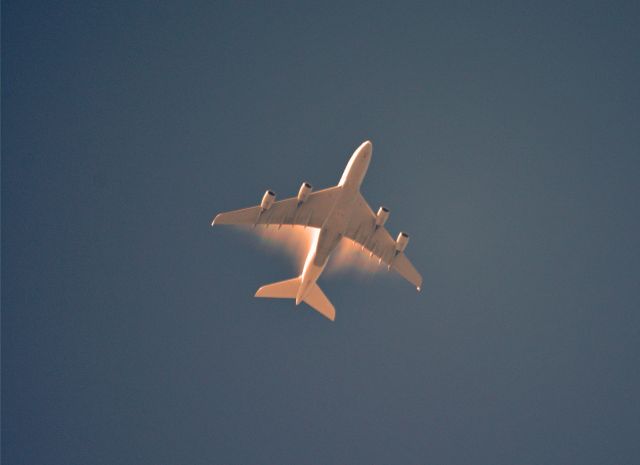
xmin=3 ymin=1 xmax=640 ymax=464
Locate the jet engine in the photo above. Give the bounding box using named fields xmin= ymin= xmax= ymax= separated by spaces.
xmin=297 ymin=182 xmax=313 ymax=203
xmin=395 ymin=232 xmax=409 ymax=253
xmin=261 ymin=190 xmax=276 ymax=210
xmin=376 ymin=207 xmax=390 ymax=227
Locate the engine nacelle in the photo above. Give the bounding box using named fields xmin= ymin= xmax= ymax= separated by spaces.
xmin=261 ymin=190 xmax=276 ymax=210
xmin=395 ymin=232 xmax=409 ymax=253
xmin=297 ymin=182 xmax=313 ymax=203
xmin=375 ymin=206 xmax=390 ymax=227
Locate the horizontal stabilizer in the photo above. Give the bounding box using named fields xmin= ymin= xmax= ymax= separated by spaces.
xmin=255 ymin=278 xmax=335 ymax=321
xmin=255 ymin=277 xmax=300 ymax=299
xmin=303 ymin=283 xmax=335 ymax=321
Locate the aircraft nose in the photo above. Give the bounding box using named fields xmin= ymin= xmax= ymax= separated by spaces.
xmin=359 ymin=140 xmax=372 ymax=157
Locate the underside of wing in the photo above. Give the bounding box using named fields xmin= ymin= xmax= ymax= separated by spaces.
xmin=344 ymin=193 xmax=423 ymax=290
xmin=212 ymin=186 xmax=342 ymax=229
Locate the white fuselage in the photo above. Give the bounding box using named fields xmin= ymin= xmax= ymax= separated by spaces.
xmin=295 ymin=141 xmax=372 ymax=304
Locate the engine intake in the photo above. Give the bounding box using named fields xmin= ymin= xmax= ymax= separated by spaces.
xmin=395 ymin=232 xmax=409 ymax=253
xmin=297 ymin=182 xmax=313 ymax=203
xmin=261 ymin=190 xmax=276 ymax=210
xmin=376 ymin=206 xmax=390 ymax=227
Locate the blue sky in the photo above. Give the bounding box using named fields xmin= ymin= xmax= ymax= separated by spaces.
xmin=3 ymin=2 xmax=640 ymax=464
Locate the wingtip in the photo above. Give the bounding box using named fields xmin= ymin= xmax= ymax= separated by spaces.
xmin=211 ymin=213 xmax=221 ymax=226
xmin=254 ymin=285 xmax=268 ymax=298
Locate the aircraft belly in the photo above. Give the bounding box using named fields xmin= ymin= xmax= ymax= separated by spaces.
xmin=313 ymin=228 xmax=342 ymax=266
xmin=313 ymin=190 xmax=357 ymax=266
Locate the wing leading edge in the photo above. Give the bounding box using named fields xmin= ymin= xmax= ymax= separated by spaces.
xmin=344 ymin=193 xmax=423 ymax=290
xmin=211 ymin=186 xmax=342 ymax=228
xmin=212 ymin=187 xmax=423 ymax=290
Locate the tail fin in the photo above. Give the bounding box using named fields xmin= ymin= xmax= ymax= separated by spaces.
xmin=255 ymin=278 xmax=336 ymax=321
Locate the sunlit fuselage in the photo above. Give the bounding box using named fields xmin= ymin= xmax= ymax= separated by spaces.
xmin=295 ymin=141 xmax=372 ymax=304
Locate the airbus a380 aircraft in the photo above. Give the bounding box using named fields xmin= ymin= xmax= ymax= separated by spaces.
xmin=211 ymin=140 xmax=422 ymax=321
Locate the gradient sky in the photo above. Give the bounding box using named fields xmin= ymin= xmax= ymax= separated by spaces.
xmin=3 ymin=2 xmax=640 ymax=464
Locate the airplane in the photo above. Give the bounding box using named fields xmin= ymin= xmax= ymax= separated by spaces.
xmin=211 ymin=140 xmax=422 ymax=321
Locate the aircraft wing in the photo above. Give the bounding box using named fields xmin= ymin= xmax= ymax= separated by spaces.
xmin=344 ymin=193 xmax=423 ymax=290
xmin=212 ymin=186 xmax=342 ymax=228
